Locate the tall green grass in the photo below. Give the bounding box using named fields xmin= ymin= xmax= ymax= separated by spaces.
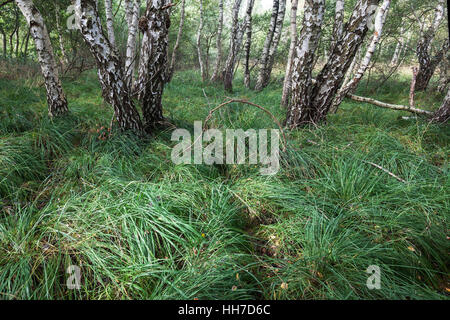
xmin=0 ymin=69 xmax=448 ymax=299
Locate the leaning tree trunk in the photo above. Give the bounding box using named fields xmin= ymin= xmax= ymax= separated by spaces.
xmin=431 ymin=88 xmax=450 ymax=123
xmin=255 ymin=0 xmax=286 ymax=91
xmin=135 ymin=0 xmax=171 ymax=130
xmin=75 ymin=0 xmax=143 ymax=132
xmin=196 ymin=0 xmax=207 ymax=82
xmin=285 ymin=0 xmax=325 ymax=128
xmin=15 ymin=0 xmax=68 ymax=117
xmin=167 ymin=0 xmax=185 ymax=82
xmin=222 ymin=0 xmax=244 ymax=92
xmin=415 ymin=0 xmax=445 ymax=92
xmin=331 ymin=0 xmax=391 ymax=113
xmin=281 ymin=0 xmax=299 ymax=107
xmin=210 ymin=0 xmax=224 ymax=82
xmin=286 ymin=0 xmax=380 ymax=127
xmin=104 ymin=0 xmax=116 ymax=49
xmin=330 ymin=0 xmax=345 ymax=53
xmin=124 ymin=0 xmax=141 ymax=88
xmin=243 ymin=0 xmax=256 ymax=88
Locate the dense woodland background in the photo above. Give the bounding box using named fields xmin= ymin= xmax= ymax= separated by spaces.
xmin=0 ymin=0 xmax=449 ymax=299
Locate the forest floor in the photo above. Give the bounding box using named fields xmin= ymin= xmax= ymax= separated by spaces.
xmin=0 ymin=67 xmax=449 ymax=299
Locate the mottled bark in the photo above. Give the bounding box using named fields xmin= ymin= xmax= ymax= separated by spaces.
xmin=104 ymin=0 xmax=116 ymax=48
xmin=222 ymin=0 xmax=244 ymax=92
xmin=124 ymin=0 xmax=141 ymax=88
xmin=196 ymin=0 xmax=207 ymax=82
xmin=255 ymin=0 xmax=286 ymax=91
xmin=75 ymin=0 xmax=143 ymax=132
xmin=415 ymin=0 xmax=445 ymax=92
xmin=167 ymin=0 xmax=184 ymax=82
xmin=331 ymin=0 xmax=390 ymax=112
xmin=210 ymin=0 xmax=224 ymax=82
xmin=285 ymin=0 xmax=325 ymax=127
xmin=136 ymin=0 xmax=170 ymax=129
xmin=55 ymin=0 xmax=69 ymax=66
xmin=243 ymin=0 xmax=256 ymax=88
xmin=437 ymin=51 xmax=449 ymax=93
xmin=281 ymin=0 xmax=299 ymax=107
xmin=286 ymin=0 xmax=380 ymax=127
xmin=431 ymin=88 xmax=450 ymax=123
xmin=15 ymin=0 xmax=68 ymax=117
xmin=330 ymin=0 xmax=345 ymax=53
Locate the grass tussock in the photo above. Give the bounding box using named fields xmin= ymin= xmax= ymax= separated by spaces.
xmin=0 ymin=69 xmax=448 ymax=299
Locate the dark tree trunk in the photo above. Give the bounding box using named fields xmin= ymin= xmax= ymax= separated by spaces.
xmin=75 ymin=0 xmax=143 ymax=132
xmin=243 ymin=0 xmax=256 ymax=88
xmin=136 ymin=0 xmax=171 ymax=130
xmin=431 ymin=88 xmax=450 ymax=123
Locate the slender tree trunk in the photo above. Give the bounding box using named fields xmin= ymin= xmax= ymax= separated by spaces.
xmin=196 ymin=0 xmax=207 ymax=82
xmin=75 ymin=0 xmax=143 ymax=132
xmin=55 ymin=0 xmax=69 ymax=67
xmin=331 ymin=0 xmax=391 ymax=113
xmin=243 ymin=0 xmax=256 ymax=88
xmin=15 ymin=21 xmax=20 ymax=58
xmin=390 ymin=26 xmax=404 ymax=66
xmin=330 ymin=0 xmax=345 ymax=53
xmin=124 ymin=0 xmax=140 ymax=88
xmin=415 ymin=0 xmax=445 ymax=92
xmin=286 ymin=0 xmax=380 ymax=127
xmin=0 ymin=27 xmax=6 ymax=58
xmin=285 ymin=0 xmax=325 ymax=128
xmin=437 ymin=51 xmax=449 ymax=93
xmin=15 ymin=0 xmax=68 ymax=117
xmin=167 ymin=0 xmax=184 ymax=82
xmin=255 ymin=0 xmax=286 ymax=91
xmin=104 ymin=0 xmax=116 ymax=49
xmin=22 ymin=26 xmax=30 ymax=60
xmin=281 ymin=0 xmax=298 ymax=107
xmin=10 ymin=7 xmax=19 ymax=56
xmin=222 ymin=0 xmax=244 ymax=92
xmin=431 ymin=88 xmax=450 ymax=123
xmin=135 ymin=0 xmax=170 ymax=130
xmin=210 ymin=0 xmax=223 ymax=82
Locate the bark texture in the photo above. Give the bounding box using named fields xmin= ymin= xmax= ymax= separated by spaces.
xmin=167 ymin=0 xmax=185 ymax=82
xmin=124 ymin=0 xmax=141 ymax=88
xmin=15 ymin=0 xmax=68 ymax=117
xmin=210 ymin=0 xmax=224 ymax=82
xmin=281 ymin=0 xmax=299 ymax=107
xmin=243 ymin=0 xmax=256 ymax=88
xmin=330 ymin=0 xmax=345 ymax=53
xmin=104 ymin=0 xmax=116 ymax=48
xmin=331 ymin=0 xmax=390 ymax=112
xmin=286 ymin=0 xmax=380 ymax=127
xmin=135 ymin=0 xmax=171 ymax=130
xmin=75 ymin=0 xmax=143 ymax=132
xmin=431 ymin=88 xmax=450 ymax=123
xmin=255 ymin=0 xmax=286 ymax=91
xmin=415 ymin=0 xmax=446 ymax=92
xmin=196 ymin=0 xmax=207 ymax=82
xmin=222 ymin=0 xmax=244 ymax=92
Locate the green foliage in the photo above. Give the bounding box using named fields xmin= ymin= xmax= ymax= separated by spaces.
xmin=0 ymin=69 xmax=449 ymax=299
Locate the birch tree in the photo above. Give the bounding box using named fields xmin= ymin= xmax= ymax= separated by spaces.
xmin=222 ymin=0 xmax=243 ymax=92
xmin=255 ymin=0 xmax=286 ymax=91
xmin=75 ymin=0 xmax=143 ymax=132
xmin=15 ymin=0 xmax=68 ymax=117
xmin=281 ymin=0 xmax=299 ymax=107
xmin=196 ymin=0 xmax=207 ymax=82
xmin=330 ymin=0 xmax=345 ymax=53
xmin=415 ymin=0 xmax=447 ymax=92
xmin=167 ymin=0 xmax=185 ymax=82
xmin=243 ymin=0 xmax=256 ymax=88
xmin=104 ymin=0 xmax=116 ymax=49
xmin=124 ymin=0 xmax=141 ymax=88
xmin=210 ymin=0 xmax=224 ymax=82
xmin=431 ymin=87 xmax=450 ymax=123
xmin=286 ymin=0 xmax=380 ymax=128
xmin=135 ymin=0 xmax=171 ymax=130
xmin=331 ymin=0 xmax=391 ymax=113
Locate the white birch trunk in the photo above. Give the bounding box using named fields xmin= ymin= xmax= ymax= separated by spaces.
xmin=167 ymin=0 xmax=185 ymax=82
xmin=15 ymin=0 xmax=68 ymax=117
xmin=281 ymin=0 xmax=299 ymax=107
xmin=243 ymin=0 xmax=256 ymax=88
xmin=330 ymin=0 xmax=345 ymax=52
xmin=104 ymin=0 xmax=116 ymax=49
xmin=124 ymin=0 xmax=141 ymax=88
xmin=196 ymin=0 xmax=207 ymax=82
xmin=210 ymin=0 xmax=224 ymax=82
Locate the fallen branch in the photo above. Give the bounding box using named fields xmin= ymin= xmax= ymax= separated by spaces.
xmin=363 ymin=160 xmax=406 ymax=183
xmin=347 ymin=93 xmax=433 ymax=116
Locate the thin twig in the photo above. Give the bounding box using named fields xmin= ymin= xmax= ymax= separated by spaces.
xmin=364 ymin=161 xmax=406 ymax=183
